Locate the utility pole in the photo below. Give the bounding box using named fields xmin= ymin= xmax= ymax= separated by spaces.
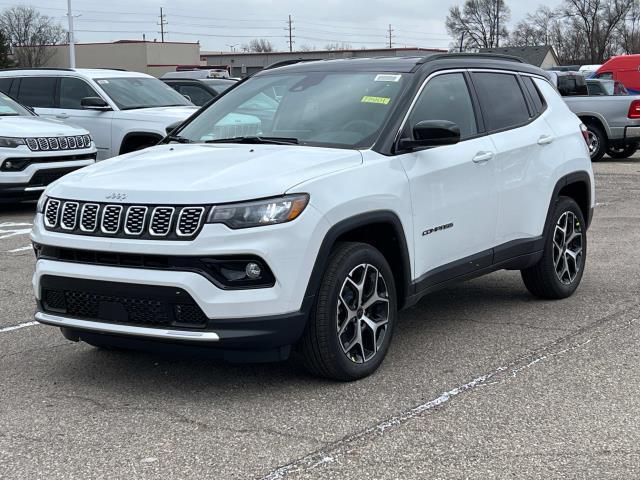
xmin=66 ymin=0 xmax=76 ymax=68
xmin=158 ymin=7 xmax=167 ymax=42
xmin=495 ymin=0 xmax=500 ymax=48
xmin=286 ymin=15 xmax=294 ymax=52
xmin=387 ymin=24 xmax=393 ymax=49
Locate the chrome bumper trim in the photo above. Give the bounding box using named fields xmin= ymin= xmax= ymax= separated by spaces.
xmin=35 ymin=312 xmax=220 ymax=342
xmin=24 ymin=186 xmax=46 ymax=192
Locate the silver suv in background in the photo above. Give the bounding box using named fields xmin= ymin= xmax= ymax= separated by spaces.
xmin=0 ymin=69 xmax=198 ymax=160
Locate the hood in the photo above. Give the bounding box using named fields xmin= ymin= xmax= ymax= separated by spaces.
xmin=46 ymin=143 xmax=363 ymax=204
xmin=0 ymin=115 xmax=89 ymax=137
xmin=114 ymin=106 xmax=198 ymax=124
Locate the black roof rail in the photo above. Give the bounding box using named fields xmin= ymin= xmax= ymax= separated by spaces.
xmin=416 ymin=52 xmax=527 ymax=67
xmin=0 ymin=67 xmax=75 ymax=72
xmin=264 ymin=59 xmax=322 ymax=70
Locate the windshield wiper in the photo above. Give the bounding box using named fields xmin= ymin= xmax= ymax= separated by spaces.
xmin=204 ymin=136 xmax=299 ymax=145
xmin=166 ymin=134 xmax=192 ymax=144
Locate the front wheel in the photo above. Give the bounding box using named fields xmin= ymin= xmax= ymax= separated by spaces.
xmin=606 ymin=144 xmax=638 ymax=159
xmin=521 ymin=197 xmax=587 ymax=299
xmin=299 ymin=242 xmax=397 ymax=381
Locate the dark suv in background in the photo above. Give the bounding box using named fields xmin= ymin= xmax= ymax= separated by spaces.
xmin=162 ymin=78 xmax=237 ymax=106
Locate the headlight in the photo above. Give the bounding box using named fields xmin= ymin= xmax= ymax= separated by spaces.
xmin=36 ymin=194 xmax=48 ymax=214
xmin=0 ymin=137 xmax=26 ymax=148
xmin=207 ymin=194 xmax=309 ymax=229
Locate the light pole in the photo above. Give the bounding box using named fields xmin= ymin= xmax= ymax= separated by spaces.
xmin=67 ymin=0 xmax=76 ymax=68
xmin=226 ymin=44 xmax=238 ymax=52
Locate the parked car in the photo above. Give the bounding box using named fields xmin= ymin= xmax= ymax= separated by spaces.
xmin=0 ymin=69 xmax=198 ymax=160
xmin=586 ymin=79 xmax=629 ymax=96
xmin=595 ymin=55 xmax=640 ymax=93
xmin=163 ymin=69 xmax=230 ymax=80
xmin=0 ymin=92 xmax=96 ymax=202
xmin=32 ymin=54 xmax=594 ymax=380
xmin=549 ymin=71 xmax=640 ymax=160
xmin=162 ymin=78 xmax=237 ymax=106
xmin=579 ymin=64 xmax=601 ymax=77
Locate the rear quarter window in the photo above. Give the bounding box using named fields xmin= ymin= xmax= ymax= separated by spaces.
xmin=522 ymin=76 xmax=546 ymax=113
xmin=471 ymin=72 xmax=530 ymax=132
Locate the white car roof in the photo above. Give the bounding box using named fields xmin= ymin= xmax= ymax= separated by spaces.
xmin=0 ymin=68 xmax=154 ymax=80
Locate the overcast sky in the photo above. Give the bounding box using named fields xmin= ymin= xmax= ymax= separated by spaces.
xmin=0 ymin=0 xmax=563 ymax=51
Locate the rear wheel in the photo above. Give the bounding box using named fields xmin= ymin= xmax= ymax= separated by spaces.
xmin=300 ymin=242 xmax=397 ymax=381
xmin=586 ymin=124 xmax=607 ymax=162
xmin=606 ymin=144 xmax=638 ymax=159
xmin=521 ymin=197 xmax=587 ymax=299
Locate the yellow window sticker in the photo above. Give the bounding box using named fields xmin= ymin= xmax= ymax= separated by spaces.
xmin=361 ymin=96 xmax=391 ymax=105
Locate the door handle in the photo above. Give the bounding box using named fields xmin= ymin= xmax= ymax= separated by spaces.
xmin=538 ymin=135 xmax=554 ymax=145
xmin=472 ymin=151 xmax=494 ymax=163
xmin=55 ymin=113 xmax=69 ymax=119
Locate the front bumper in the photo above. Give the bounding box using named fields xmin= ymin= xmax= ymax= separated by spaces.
xmin=32 ymin=204 xmax=329 ymax=351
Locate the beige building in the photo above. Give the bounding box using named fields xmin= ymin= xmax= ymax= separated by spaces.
xmin=28 ymin=40 xmax=201 ymax=77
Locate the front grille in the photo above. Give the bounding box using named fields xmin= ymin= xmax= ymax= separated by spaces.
xmin=124 ymin=206 xmax=147 ymax=235
xmin=41 ymin=276 xmax=209 ymax=329
xmin=29 ymin=168 xmax=77 ymax=187
xmin=43 ymin=198 xmax=209 ymax=240
xmin=60 ymin=202 xmax=79 ymax=230
xmin=149 ymin=207 xmax=175 ymax=236
xmin=101 ymin=205 xmax=122 ymax=234
xmin=177 ymin=207 xmax=205 ymax=236
xmin=80 ymin=204 xmax=99 ymax=232
xmin=26 ymin=135 xmax=91 ymax=152
xmin=44 ymin=199 xmax=61 ymax=227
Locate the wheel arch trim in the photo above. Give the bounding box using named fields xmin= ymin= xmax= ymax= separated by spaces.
xmin=303 ymin=210 xmax=413 ymax=310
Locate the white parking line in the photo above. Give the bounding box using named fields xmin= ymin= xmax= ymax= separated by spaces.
xmin=0 ymin=222 xmax=33 ymax=240
xmin=0 ymin=321 xmax=39 ymax=334
xmin=4 ymin=246 xmax=32 ymax=253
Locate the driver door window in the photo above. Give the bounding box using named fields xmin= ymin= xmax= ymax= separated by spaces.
xmin=60 ymin=77 xmax=102 ymax=109
xmin=408 ymin=73 xmax=478 ymax=139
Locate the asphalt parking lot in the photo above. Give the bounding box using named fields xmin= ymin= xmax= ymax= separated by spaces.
xmin=1 ymin=159 xmax=639 ymax=479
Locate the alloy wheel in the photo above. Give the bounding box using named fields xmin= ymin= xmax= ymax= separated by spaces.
xmin=553 ymin=211 xmax=583 ymax=285
xmin=336 ymin=263 xmax=390 ymax=364
xmin=587 ymin=130 xmax=599 ymax=155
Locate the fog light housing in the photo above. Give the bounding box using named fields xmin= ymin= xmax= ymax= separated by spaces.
xmin=245 ymin=262 xmax=262 ymax=279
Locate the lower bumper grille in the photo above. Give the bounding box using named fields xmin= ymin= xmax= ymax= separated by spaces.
xmin=29 ymin=167 xmax=78 ymax=187
xmin=41 ymin=276 xmax=209 ymax=329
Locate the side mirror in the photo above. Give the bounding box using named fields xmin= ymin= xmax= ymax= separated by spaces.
xmin=81 ymin=97 xmax=111 ymax=110
xmin=165 ymin=121 xmax=182 ymax=135
xmin=398 ymin=120 xmax=461 ymax=151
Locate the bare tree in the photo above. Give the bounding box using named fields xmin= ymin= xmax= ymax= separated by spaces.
xmin=243 ymin=38 xmax=274 ymax=53
xmin=0 ymin=6 xmax=66 ymax=67
xmin=446 ymin=0 xmax=510 ymax=51
xmin=298 ymin=44 xmax=316 ymax=52
xmin=562 ymin=0 xmax=634 ymax=63
xmin=616 ymin=1 xmax=640 ymax=54
xmin=324 ymin=42 xmax=352 ymax=51
xmin=509 ymin=6 xmax=557 ymax=47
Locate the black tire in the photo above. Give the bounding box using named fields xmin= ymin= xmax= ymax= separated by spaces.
xmin=299 ymin=242 xmax=397 ymax=381
xmin=586 ymin=124 xmax=607 ymax=162
xmin=521 ymin=196 xmax=587 ymax=299
xmin=606 ymin=144 xmax=638 ymax=159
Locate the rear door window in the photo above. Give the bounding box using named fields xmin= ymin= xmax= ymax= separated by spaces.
xmin=472 ymin=72 xmax=530 ymax=132
xmin=522 ymin=76 xmax=546 ymax=113
xmin=17 ymin=76 xmax=57 ymax=108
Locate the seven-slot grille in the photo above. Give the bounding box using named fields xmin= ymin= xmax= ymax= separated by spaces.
xmin=43 ymin=199 xmax=206 ymax=239
xmin=25 ymin=135 xmax=91 ymax=152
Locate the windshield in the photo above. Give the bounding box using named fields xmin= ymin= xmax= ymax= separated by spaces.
xmin=176 ymin=71 xmax=407 ymax=149
xmin=0 ymin=93 xmax=32 ymax=116
xmin=96 ymin=77 xmax=193 ymax=110
xmin=202 ymin=79 xmax=236 ymax=93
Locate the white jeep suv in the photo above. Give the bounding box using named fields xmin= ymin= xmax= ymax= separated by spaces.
xmin=0 ymin=92 xmax=96 ymax=202
xmin=0 ymin=69 xmax=198 ymax=160
xmin=31 ymin=54 xmax=595 ymax=380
